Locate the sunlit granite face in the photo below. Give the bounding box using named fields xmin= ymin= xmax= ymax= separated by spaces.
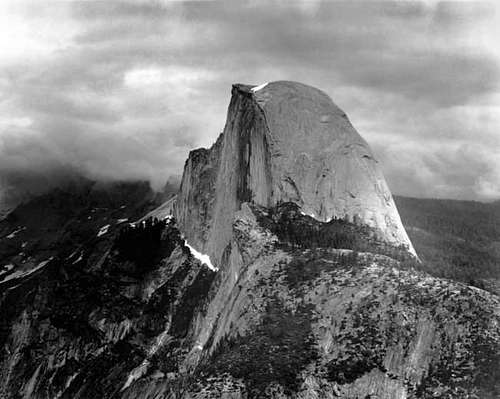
xmin=175 ymin=81 xmax=416 ymax=269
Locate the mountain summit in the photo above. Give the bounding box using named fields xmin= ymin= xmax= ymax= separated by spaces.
xmin=176 ymin=81 xmax=415 ymax=268
xmin=1 ymin=83 xmax=498 ymax=399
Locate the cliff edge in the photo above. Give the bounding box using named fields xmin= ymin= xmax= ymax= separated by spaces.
xmin=175 ymin=81 xmax=416 ymax=268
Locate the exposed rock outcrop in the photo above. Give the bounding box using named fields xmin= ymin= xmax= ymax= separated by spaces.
xmin=184 ymin=204 xmax=500 ymax=399
xmin=121 ymin=203 xmax=500 ymax=399
xmin=2 ymin=83 xmax=499 ymax=399
xmin=176 ymin=81 xmax=415 ymax=269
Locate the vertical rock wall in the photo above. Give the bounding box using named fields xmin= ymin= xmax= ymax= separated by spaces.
xmin=175 ymin=81 xmax=416 ymax=269
xmin=175 ymin=134 xmax=223 ymax=253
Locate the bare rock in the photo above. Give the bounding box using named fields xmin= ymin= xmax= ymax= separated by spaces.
xmin=175 ymin=81 xmax=416 ymax=269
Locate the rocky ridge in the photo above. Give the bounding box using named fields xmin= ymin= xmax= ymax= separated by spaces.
xmin=1 ymin=198 xmax=498 ymax=398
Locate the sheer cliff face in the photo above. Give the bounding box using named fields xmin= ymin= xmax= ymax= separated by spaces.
xmin=176 ymin=81 xmax=415 ymax=267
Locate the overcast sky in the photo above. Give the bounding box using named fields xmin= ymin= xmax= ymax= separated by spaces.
xmin=0 ymin=0 xmax=499 ymax=208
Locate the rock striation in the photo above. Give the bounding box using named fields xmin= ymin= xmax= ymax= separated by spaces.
xmin=175 ymin=81 xmax=416 ymax=269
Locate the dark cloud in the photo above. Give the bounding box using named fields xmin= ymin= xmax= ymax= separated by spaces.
xmin=0 ymin=0 xmax=499 ymax=209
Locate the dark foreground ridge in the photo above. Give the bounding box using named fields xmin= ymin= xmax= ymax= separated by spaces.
xmin=0 ymin=195 xmax=498 ymax=398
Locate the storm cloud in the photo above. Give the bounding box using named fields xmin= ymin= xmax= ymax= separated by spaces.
xmin=1 ymin=0 xmax=499 ymax=210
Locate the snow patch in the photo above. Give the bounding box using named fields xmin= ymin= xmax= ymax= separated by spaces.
xmin=97 ymin=224 xmax=110 ymax=237
xmin=66 ymin=249 xmax=78 ymax=260
xmin=72 ymin=252 xmax=84 ymax=265
xmin=116 ymin=218 xmax=129 ymax=224
xmin=64 ymin=372 xmax=78 ymax=391
xmin=0 ymin=264 xmax=14 ymax=276
xmin=300 ymin=210 xmax=317 ymax=219
xmin=251 ymin=82 xmax=269 ymax=92
xmin=0 ymin=258 xmax=53 ymax=284
xmin=122 ymin=360 xmax=149 ymax=391
xmin=184 ymin=241 xmax=218 ymax=271
xmin=6 ymin=226 xmax=25 ymax=239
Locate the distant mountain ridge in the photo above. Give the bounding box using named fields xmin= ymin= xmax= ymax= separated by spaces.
xmin=395 ymin=195 xmax=500 ymax=295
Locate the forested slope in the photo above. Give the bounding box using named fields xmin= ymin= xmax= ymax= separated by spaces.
xmin=395 ymin=196 xmax=500 ymax=294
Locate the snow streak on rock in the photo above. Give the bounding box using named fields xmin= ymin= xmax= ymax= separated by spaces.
xmin=184 ymin=240 xmax=218 ymax=271
xmin=0 ymin=257 xmax=53 ymax=284
xmin=97 ymin=224 xmax=110 ymax=237
xmin=6 ymin=226 xmax=25 ymax=239
xmin=251 ymin=82 xmax=268 ymax=92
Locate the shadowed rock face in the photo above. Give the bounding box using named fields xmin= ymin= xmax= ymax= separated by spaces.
xmin=176 ymin=81 xmax=416 ymax=268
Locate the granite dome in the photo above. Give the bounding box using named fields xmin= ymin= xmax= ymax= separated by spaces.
xmin=175 ymin=81 xmax=416 ymax=268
